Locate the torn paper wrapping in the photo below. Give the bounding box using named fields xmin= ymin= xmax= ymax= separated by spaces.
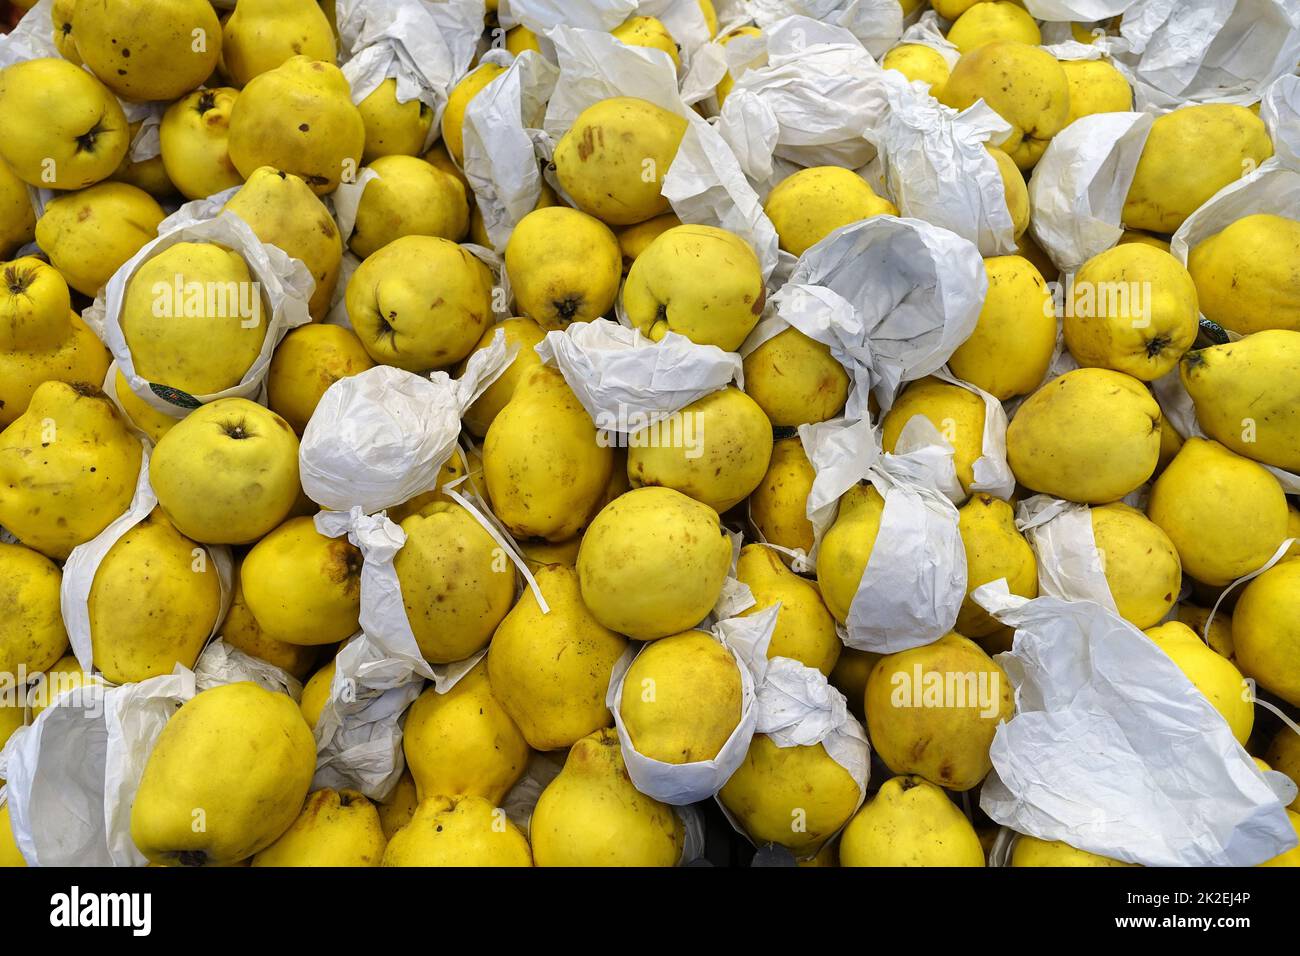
xmin=1259 ymin=74 xmax=1300 ymax=171
xmin=87 ymin=213 xmax=314 ymax=417
xmin=537 ymin=321 xmax=741 ymax=431
xmin=745 ymin=0 xmax=903 ymax=59
xmin=607 ymin=606 xmax=778 ymax=805
xmin=299 ymin=331 xmax=510 ymax=513
xmin=1016 ymin=494 xmax=1119 ymax=612
xmin=1024 ymin=0 xmax=1133 ymax=19
xmin=500 ymin=0 xmax=636 ymax=33
xmin=786 ymin=216 xmax=985 ymax=411
xmin=1027 ymin=112 xmax=1152 ymax=275
xmin=974 ymin=584 xmax=1297 ymax=867
xmin=2 ymin=672 xmax=195 ymax=867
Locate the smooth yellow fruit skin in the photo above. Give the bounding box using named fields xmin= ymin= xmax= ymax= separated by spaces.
xmin=89 ymin=510 xmax=221 ymax=684
xmin=1156 ymin=409 xmax=1184 ymax=474
xmin=487 ymin=565 xmax=627 ymax=750
xmin=505 ymin=207 xmax=622 ymax=329
xmin=108 ymin=119 xmax=174 ymax=199
xmin=624 ymin=224 xmax=765 ymax=351
xmin=577 ymin=487 xmax=733 ymax=641
xmin=939 ymin=42 xmax=1070 ymax=170
xmin=764 ymin=166 xmax=898 ymax=258
xmin=160 ymin=88 xmax=243 ymax=201
xmin=947 ymin=1 xmax=1040 ymax=53
xmin=0 ymin=161 xmax=35 ymax=259
xmin=0 ymin=258 xmax=70 ymax=352
xmin=1011 ymin=834 xmax=1136 ymax=867
xmin=627 ymin=386 xmax=773 ymax=513
xmin=840 ymin=775 xmax=985 ymax=867
xmin=1007 ymin=368 xmax=1161 ymax=504
xmin=36 ymin=182 xmax=163 ymax=297
xmin=441 ymin=64 xmax=507 ymax=168
xmin=72 ymin=0 xmax=220 ymax=101
xmin=242 ymin=516 xmax=361 ymax=647
xmin=1147 ymin=438 xmax=1288 ymax=587
xmin=1060 ymin=59 xmax=1132 ymax=127
xmin=131 ymin=682 xmax=316 ymax=866
xmin=224 ymin=166 xmax=344 ymax=321
xmin=1259 ymin=810 xmax=1300 ymax=867
xmin=228 ymin=57 xmax=365 ymax=196
xmin=377 ymin=771 xmax=419 ymax=838
xmin=111 ymin=368 xmax=174 ymax=443
xmin=346 ymin=235 xmax=493 ymax=371
xmin=122 ymin=243 xmax=267 ymax=396
xmin=882 ymin=44 xmax=950 ymax=97
xmin=817 ymin=484 xmax=886 ymax=624
xmin=382 ymin=795 xmax=532 ymax=867
xmin=743 ymin=328 xmax=850 ymax=427
xmin=866 ymin=633 xmax=1013 ymax=791
xmin=719 ymin=735 xmax=861 ymax=857
xmin=0 ymin=542 xmax=69 ymax=676
xmin=460 ymin=318 xmax=545 ymax=437
xmin=1180 ymin=330 xmax=1300 ymax=472
xmin=0 ymin=381 xmax=141 ymax=560
xmin=956 ymin=495 xmax=1037 ymax=638
xmin=1124 ymin=105 xmax=1272 ymax=234
xmin=1064 ymin=244 xmax=1199 ymax=381
xmin=949 ymin=256 xmax=1053 ymax=401
xmin=484 ymin=365 xmax=614 ymax=542
xmin=737 ymin=543 xmax=841 ymax=675
xmin=553 ymin=97 xmax=688 ymax=226
xmin=358 ymin=78 xmax=434 ymax=163
xmin=1187 ymin=215 xmax=1300 ymax=335
xmin=0 ymin=58 xmax=129 ymax=190
xmin=267 ymin=324 xmax=375 ymax=435
xmin=220 ymin=565 xmax=318 ymax=679
xmin=750 ymin=437 xmax=816 ymax=555
xmin=881 ymin=376 xmax=986 ymax=495
xmin=402 ymin=662 xmax=529 ymax=805
xmin=612 ymin=16 xmax=679 ymax=66
xmin=349 ymin=155 xmax=469 ymax=260
xmin=829 ymin=648 xmax=879 ymax=721
xmin=0 ymin=311 xmax=110 ymax=430
xmin=1176 ymin=603 xmax=1235 ymax=661
xmin=531 ymin=728 xmax=683 ymax=866
xmin=0 ymin=804 xmax=25 ymax=867
xmin=298 ymin=658 xmax=334 ymax=728
xmin=988 ymin=145 xmax=1029 ymax=239
xmin=1265 ymin=727 xmax=1300 ymax=812
xmin=1091 ymin=503 xmax=1181 ymax=630
xmin=251 ymin=789 xmax=386 ymax=867
xmin=504 ymin=25 xmax=541 ymax=56
xmin=616 ymin=213 xmax=681 ymax=274
xmin=150 ymin=399 xmax=301 ymax=545
xmin=221 ymin=0 xmax=336 ymax=89
xmin=1233 ymin=559 xmax=1300 ymax=707
xmin=620 ymin=631 xmax=742 ymax=764
xmin=1144 ymin=622 xmax=1253 ymax=745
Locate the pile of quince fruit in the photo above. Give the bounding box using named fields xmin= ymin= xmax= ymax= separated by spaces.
xmin=0 ymin=0 xmax=1297 ymax=870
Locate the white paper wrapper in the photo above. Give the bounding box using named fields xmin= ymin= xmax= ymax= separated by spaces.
xmin=500 ymin=0 xmax=636 ymax=33
xmin=974 ymin=583 xmax=1298 ymax=867
xmin=0 ymin=0 xmax=59 ymax=64
xmin=895 ymin=11 xmax=961 ymax=68
xmin=87 ymin=213 xmax=314 ymax=417
xmin=537 ymin=320 xmax=742 ymax=431
xmin=1027 ymin=112 xmax=1152 ymax=275
xmin=606 ymin=605 xmax=779 ymax=805
xmin=1024 ymin=0 xmax=1133 ymax=19
xmin=193 ymin=640 xmax=302 ymax=697
xmin=785 ymin=216 xmax=986 ymax=411
xmin=1259 ymin=74 xmax=1300 ymax=171
xmin=1016 ymin=494 xmax=1119 ymax=612
xmin=299 ymin=330 xmax=510 ymax=512
xmin=746 ymin=0 xmax=903 ymax=59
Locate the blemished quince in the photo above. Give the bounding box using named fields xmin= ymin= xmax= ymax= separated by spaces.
xmin=346 ymin=235 xmax=494 ymax=372
xmin=736 ymin=543 xmax=841 ymax=676
xmin=36 ymin=182 xmax=164 ymax=297
xmin=882 ymin=44 xmax=950 ymax=97
xmin=358 ymin=78 xmax=434 ymax=163
xmin=764 ymin=166 xmax=897 ymax=258
xmin=131 ymin=682 xmax=316 ymax=867
xmin=624 ymin=224 xmax=765 ymax=351
xmin=267 ymin=323 xmax=375 ymax=435
xmin=956 ymin=494 xmax=1037 ymax=638
xmin=160 ymin=88 xmax=243 ymax=201
xmin=577 ymin=487 xmax=733 ymax=641
xmin=484 ymin=364 xmax=614 ymax=542
xmin=1011 ymin=835 xmax=1136 ymax=867
xmin=619 ymin=631 xmax=742 ymax=764
xmin=224 ymin=166 xmax=343 ymax=320
xmin=402 ymin=662 xmax=529 ymax=805
xmin=221 ymin=0 xmax=336 ymax=88
xmin=743 ymin=328 xmax=850 ymax=427
xmin=0 ymin=257 xmax=71 ymax=352
xmin=553 ymin=97 xmax=688 ymax=226
xmin=89 ymin=509 xmax=221 ymax=684
xmin=441 ymin=63 xmax=507 ymax=168
xmin=459 ymin=317 xmax=545 ymax=437
xmin=505 ymin=207 xmax=622 ymax=329
xmin=0 ymin=381 xmax=142 ymax=560
xmin=1147 ymin=438 xmax=1288 ymax=587
xmin=349 ymin=155 xmax=469 ymax=260
xmin=240 ymin=516 xmax=362 ymax=646
xmin=1144 ymin=622 xmax=1253 ymax=745
xmin=840 ymin=775 xmax=985 ymax=867
xmin=1060 ymin=59 xmax=1132 ymax=126
xmin=0 ymin=311 xmax=110 ymax=429
xmin=251 ymin=789 xmax=386 ymax=867
xmin=1232 ymin=558 xmax=1300 ymax=707
xmin=0 ymin=542 xmax=70 ymax=677
xmin=376 ymin=772 xmax=419 ymax=839
xmin=881 ymin=376 xmax=986 ymax=496
xmin=219 ymin=563 xmax=318 ymax=679
xmin=381 ymin=796 xmax=532 ymax=867
xmin=947 ymin=2 xmax=1041 ymax=53
xmin=72 ymin=0 xmax=220 ymax=102
xmin=611 ymin=16 xmax=679 ymax=67
xmin=486 ymin=565 xmax=628 ymax=750
xmin=948 ymin=255 xmax=1054 ymax=400
xmin=149 ymin=398 xmax=301 ymax=546
xmin=1006 ymin=368 xmax=1161 ymax=504
xmin=1090 ymin=503 xmax=1181 ymax=630
xmin=228 ymin=57 xmax=365 ymax=195
xmin=750 ymin=437 xmax=817 ymax=556
xmin=530 ymin=728 xmax=683 ymax=867
xmin=1187 ymin=215 xmax=1300 ymax=335
xmin=866 ymin=632 xmax=1014 ymax=791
